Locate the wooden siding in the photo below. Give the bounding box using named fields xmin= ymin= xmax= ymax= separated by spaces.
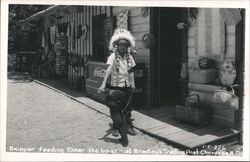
xmin=55 ymin=6 xmax=111 ymax=81
xmin=42 ymin=6 xmax=150 ymax=93
xmin=113 ymin=7 xmax=150 ymax=65
xmin=113 ymin=6 xmax=151 ymax=105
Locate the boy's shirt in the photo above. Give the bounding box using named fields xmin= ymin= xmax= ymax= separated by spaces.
xmin=106 ymin=53 xmax=136 ymax=87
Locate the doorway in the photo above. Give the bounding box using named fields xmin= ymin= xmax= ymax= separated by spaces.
xmin=151 ymin=7 xmax=186 ymax=106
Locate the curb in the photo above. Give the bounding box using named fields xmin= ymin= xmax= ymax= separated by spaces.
xmin=23 ymin=75 xmax=110 ymax=118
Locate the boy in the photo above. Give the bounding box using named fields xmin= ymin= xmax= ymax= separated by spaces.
xmin=98 ymin=28 xmax=137 ymax=147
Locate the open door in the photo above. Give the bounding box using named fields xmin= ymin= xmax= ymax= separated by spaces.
xmin=151 ymin=7 xmax=187 ymax=106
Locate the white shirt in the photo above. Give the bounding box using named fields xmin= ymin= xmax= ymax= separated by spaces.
xmin=106 ymin=53 xmax=136 ymax=87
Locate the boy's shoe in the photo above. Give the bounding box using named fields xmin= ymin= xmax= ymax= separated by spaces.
xmin=127 ymin=127 xmax=137 ymax=135
xmin=119 ymin=138 xmax=129 ymax=147
xmin=112 ymin=130 xmax=119 ymax=137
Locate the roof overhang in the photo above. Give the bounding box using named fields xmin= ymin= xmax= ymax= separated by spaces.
xmin=19 ymin=5 xmax=70 ymax=24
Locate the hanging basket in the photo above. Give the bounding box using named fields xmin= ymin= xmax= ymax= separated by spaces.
xmin=141 ymin=33 xmax=155 ymax=48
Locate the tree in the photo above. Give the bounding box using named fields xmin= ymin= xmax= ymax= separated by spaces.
xmin=8 ymin=5 xmax=51 ymax=53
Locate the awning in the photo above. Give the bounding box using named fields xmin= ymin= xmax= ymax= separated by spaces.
xmin=19 ymin=5 xmax=70 ymax=24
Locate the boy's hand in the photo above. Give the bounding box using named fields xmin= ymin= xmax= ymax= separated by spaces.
xmin=98 ymin=84 xmax=106 ymax=93
xmin=131 ymin=83 xmax=135 ymax=90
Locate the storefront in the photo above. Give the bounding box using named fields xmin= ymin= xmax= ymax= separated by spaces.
xmin=20 ymin=5 xmax=149 ymax=106
xmin=20 ymin=6 xmax=245 ymax=137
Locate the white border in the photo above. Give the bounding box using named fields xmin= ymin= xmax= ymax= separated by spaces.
xmin=1 ymin=0 xmax=249 ymax=161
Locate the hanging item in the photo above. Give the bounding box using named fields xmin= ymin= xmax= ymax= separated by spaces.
xmin=68 ymin=53 xmax=84 ymax=68
xmin=188 ymin=8 xmax=198 ymax=26
xmin=219 ymin=61 xmax=236 ymax=86
xmin=82 ymin=24 xmax=88 ymax=40
xmin=220 ymin=8 xmax=242 ymax=26
xmin=77 ymin=24 xmax=88 ymax=39
xmin=77 ymin=24 xmax=82 ymax=39
xmin=104 ymin=17 xmax=115 ymax=55
xmin=194 ymin=9 xmax=225 ymax=56
xmin=116 ymin=10 xmax=128 ymax=29
xmin=50 ymin=25 xmax=56 ymax=44
xmin=41 ymin=31 xmax=45 ymax=48
xmin=55 ymin=34 xmax=68 ymax=75
xmin=49 ymin=17 xmax=55 ymax=25
xmin=67 ymin=24 xmax=70 ymax=37
xmin=141 ymin=7 xmax=149 ymax=17
xmin=141 ymin=33 xmax=155 ymax=48
xmin=70 ymin=23 xmax=76 ymax=51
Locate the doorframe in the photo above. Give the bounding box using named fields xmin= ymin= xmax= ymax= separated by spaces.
xmin=149 ymin=7 xmax=188 ymax=107
xmin=149 ymin=7 xmax=159 ymax=106
xmin=235 ymin=9 xmax=245 ymax=143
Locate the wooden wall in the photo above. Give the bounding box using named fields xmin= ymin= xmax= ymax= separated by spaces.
xmin=113 ymin=7 xmax=150 ymax=65
xmin=113 ymin=6 xmax=151 ymax=105
xmin=56 ymin=6 xmax=112 ymax=81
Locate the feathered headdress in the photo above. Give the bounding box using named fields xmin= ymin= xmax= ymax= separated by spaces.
xmin=109 ymin=28 xmax=137 ymax=54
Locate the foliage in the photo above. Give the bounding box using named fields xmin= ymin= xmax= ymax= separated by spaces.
xmin=8 ymin=5 xmax=51 ymax=53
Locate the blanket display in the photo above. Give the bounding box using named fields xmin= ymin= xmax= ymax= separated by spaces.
xmin=193 ymin=8 xmax=225 ymax=56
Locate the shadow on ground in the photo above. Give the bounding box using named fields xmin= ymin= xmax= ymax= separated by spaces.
xmin=8 ymin=72 xmax=33 ymax=83
xmin=98 ymin=123 xmax=121 ymax=145
xmin=37 ymin=78 xmax=86 ymax=98
xmin=7 ymin=72 xmax=85 ymax=98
